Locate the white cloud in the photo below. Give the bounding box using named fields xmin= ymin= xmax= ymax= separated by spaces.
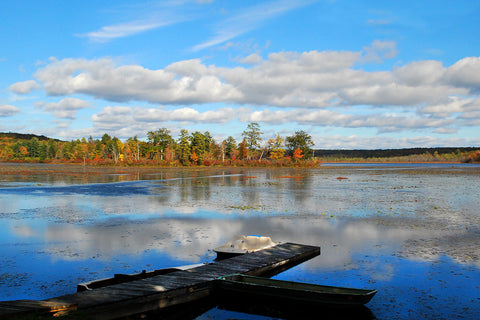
xmin=0 ymin=104 xmax=21 ymax=117
xmin=238 ymin=53 xmax=262 ymax=65
xmin=79 ymin=21 xmax=167 ymax=42
xmin=445 ymin=56 xmax=480 ymax=91
xmin=192 ymin=0 xmax=315 ymax=51
xmin=34 ymin=47 xmax=468 ymax=109
xmin=134 ymin=107 xmax=236 ymax=123
xmin=35 ymin=57 xmax=242 ymax=104
xmin=313 ymin=135 xmax=479 ymax=150
xmin=394 ymin=60 xmax=445 ymax=86
xmin=421 ymin=96 xmax=473 ymax=117
xmin=238 ymin=108 xmax=456 ymax=133
xmin=35 ymin=97 xmax=91 ymax=119
xmin=78 ymin=15 xmax=187 ymax=43
xmin=359 ymin=40 xmax=398 ymax=64
xmin=91 ymin=106 xmax=133 ymax=127
xmin=29 ymin=46 xmax=480 ymax=138
xmin=8 ymin=80 xmax=39 ymax=94
xmin=76 ymin=1 xmax=192 ymax=42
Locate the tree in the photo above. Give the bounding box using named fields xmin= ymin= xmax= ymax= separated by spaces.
xmin=213 ymin=140 xmax=226 ymax=162
xmin=177 ymin=129 xmax=191 ymax=165
xmin=224 ymin=136 xmax=237 ymax=158
xmin=107 ymin=137 xmax=123 ymax=163
xmin=191 ymin=131 xmax=207 ymax=162
xmin=27 ymin=137 xmax=40 ymax=158
xmin=126 ymin=136 xmax=141 ymax=161
xmin=101 ymin=133 xmax=112 ymax=144
xmin=190 ymin=148 xmax=199 ymax=164
xmin=18 ymin=145 xmax=28 ymax=159
xmin=147 ymin=128 xmax=173 ymax=161
xmin=286 ymin=130 xmax=314 ymax=159
xmin=267 ymin=133 xmax=285 ymax=160
xmin=293 ymin=148 xmax=304 ymax=161
xmin=238 ymin=139 xmax=249 ymax=160
xmin=242 ymin=122 xmax=263 ymax=159
xmin=46 ymin=140 xmax=59 ymax=159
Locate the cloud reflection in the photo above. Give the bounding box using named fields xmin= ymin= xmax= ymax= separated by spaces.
xmin=15 ymin=216 xmax=421 ymax=271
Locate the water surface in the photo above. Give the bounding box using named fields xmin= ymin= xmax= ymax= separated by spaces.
xmin=0 ymin=163 xmax=479 ymax=319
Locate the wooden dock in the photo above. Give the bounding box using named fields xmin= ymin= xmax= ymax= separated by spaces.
xmin=0 ymin=242 xmax=320 ymax=319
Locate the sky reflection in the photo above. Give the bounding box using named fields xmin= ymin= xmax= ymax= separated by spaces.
xmin=0 ymin=165 xmax=479 ymax=318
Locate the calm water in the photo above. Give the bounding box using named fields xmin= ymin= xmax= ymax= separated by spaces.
xmin=0 ymin=163 xmax=479 ymax=319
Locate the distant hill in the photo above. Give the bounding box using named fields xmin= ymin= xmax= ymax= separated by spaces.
xmin=0 ymin=132 xmax=62 ymax=142
xmin=313 ymin=147 xmax=478 ymax=159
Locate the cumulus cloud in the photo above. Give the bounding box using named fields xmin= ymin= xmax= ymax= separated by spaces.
xmin=92 ymin=106 xmax=238 ymax=128
xmin=27 ymin=44 xmax=480 ymax=136
xmin=421 ymin=96 xmax=474 ymax=117
xmin=91 ymin=106 xmax=134 ymax=130
xmin=134 ymin=107 xmax=237 ymax=123
xmin=8 ymin=80 xmax=39 ymax=94
xmin=35 ymin=97 xmax=91 ymax=119
xmin=445 ymin=56 xmax=480 ymax=91
xmin=394 ymin=60 xmax=445 ymax=86
xmin=33 ymin=45 xmax=475 ymax=110
xmin=313 ymin=135 xmax=479 ymax=150
xmin=238 ymin=53 xmax=263 ymax=65
xmin=35 ymin=57 xmax=242 ymax=104
xmin=0 ymin=104 xmax=21 ymax=117
xmin=89 ymin=104 xmax=459 ymax=136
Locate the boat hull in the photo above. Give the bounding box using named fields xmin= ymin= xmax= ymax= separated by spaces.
xmin=216 ymin=274 xmax=377 ymax=307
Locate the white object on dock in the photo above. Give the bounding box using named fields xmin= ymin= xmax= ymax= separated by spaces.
xmin=214 ymin=235 xmax=278 ymax=259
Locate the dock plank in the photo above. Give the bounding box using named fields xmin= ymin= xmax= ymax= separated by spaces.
xmin=0 ymin=242 xmax=320 ymax=319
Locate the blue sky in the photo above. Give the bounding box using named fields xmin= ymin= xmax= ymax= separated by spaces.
xmin=1 ymin=0 xmax=479 ymax=148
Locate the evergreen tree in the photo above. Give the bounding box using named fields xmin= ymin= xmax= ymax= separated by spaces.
xmin=242 ymin=122 xmax=263 ymax=159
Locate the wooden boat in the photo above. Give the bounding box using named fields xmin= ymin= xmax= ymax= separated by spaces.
xmin=216 ymin=274 xmax=377 ymax=306
xmin=76 ymin=263 xmax=204 ymax=292
xmin=213 ymin=235 xmax=279 ymax=260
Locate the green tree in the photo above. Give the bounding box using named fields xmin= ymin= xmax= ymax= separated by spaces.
xmin=191 ymin=131 xmax=208 ymax=162
xmin=46 ymin=140 xmax=59 ymax=159
xmin=286 ymin=130 xmax=314 ymax=159
xmin=27 ymin=137 xmax=40 ymax=158
xmin=38 ymin=144 xmax=47 ymax=161
xmin=224 ymin=136 xmax=237 ymax=158
xmin=242 ymin=122 xmax=263 ymax=159
xmin=107 ymin=137 xmax=123 ymax=163
xmin=147 ymin=128 xmax=173 ymax=160
xmin=177 ymin=129 xmax=191 ymax=165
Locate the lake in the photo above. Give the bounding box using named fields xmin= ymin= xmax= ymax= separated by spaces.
xmin=0 ymin=163 xmax=479 ymax=319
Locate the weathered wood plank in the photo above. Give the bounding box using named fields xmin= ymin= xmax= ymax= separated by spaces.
xmin=0 ymin=242 xmax=320 ymax=319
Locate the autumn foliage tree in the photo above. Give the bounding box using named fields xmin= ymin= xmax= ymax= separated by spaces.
xmin=267 ymin=133 xmax=285 ymax=160
xmin=0 ymin=122 xmax=325 ymax=166
xmin=190 ymin=148 xmax=199 ymax=164
xmin=286 ymin=130 xmax=314 ymax=159
xmin=293 ymin=148 xmax=304 ymax=161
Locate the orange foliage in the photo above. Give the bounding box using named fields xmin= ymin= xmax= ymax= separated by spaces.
xmin=293 ymin=148 xmax=303 ymax=161
xmin=190 ymin=149 xmax=198 ymax=164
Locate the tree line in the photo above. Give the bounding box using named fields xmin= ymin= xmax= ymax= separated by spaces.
xmin=0 ymin=123 xmax=317 ymax=166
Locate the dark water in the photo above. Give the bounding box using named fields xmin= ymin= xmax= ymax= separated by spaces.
xmin=0 ymin=163 xmax=479 ymax=319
